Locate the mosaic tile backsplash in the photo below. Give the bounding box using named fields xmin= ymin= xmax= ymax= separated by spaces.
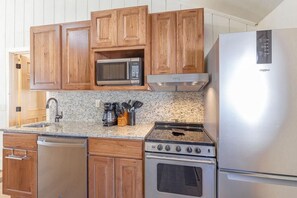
xmin=47 ymin=91 xmax=204 ymax=124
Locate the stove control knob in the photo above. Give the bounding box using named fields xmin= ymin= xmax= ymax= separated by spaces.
xmin=187 ymin=147 xmax=193 ymax=153
xmin=157 ymin=144 xmax=163 ymax=151
xmin=165 ymin=145 xmax=171 ymax=151
xmin=176 ymin=146 xmax=181 ymax=152
xmin=195 ymin=147 xmax=201 ymax=154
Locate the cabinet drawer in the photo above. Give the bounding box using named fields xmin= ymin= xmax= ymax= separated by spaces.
xmin=4 ymin=133 xmax=38 ymax=151
xmin=88 ymin=138 xmax=143 ymax=159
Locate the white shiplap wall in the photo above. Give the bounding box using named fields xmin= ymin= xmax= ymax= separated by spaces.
xmin=0 ymin=0 xmax=256 ymax=126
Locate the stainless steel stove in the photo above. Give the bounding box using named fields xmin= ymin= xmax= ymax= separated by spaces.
xmin=145 ymin=122 xmax=216 ymax=157
xmin=145 ymin=122 xmax=216 ymax=198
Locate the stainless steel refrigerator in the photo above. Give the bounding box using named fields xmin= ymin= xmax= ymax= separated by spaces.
xmin=204 ymin=29 xmax=297 ymax=198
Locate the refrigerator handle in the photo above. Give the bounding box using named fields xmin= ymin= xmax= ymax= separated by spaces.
xmin=225 ymin=171 xmax=297 ymax=187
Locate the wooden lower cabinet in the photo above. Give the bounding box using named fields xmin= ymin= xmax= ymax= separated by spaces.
xmin=2 ymin=149 xmax=37 ymax=198
xmin=89 ymin=156 xmax=143 ymax=198
xmin=115 ymin=158 xmax=143 ymax=198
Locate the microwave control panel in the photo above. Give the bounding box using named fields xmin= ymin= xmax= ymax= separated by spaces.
xmin=130 ymin=62 xmax=142 ymax=80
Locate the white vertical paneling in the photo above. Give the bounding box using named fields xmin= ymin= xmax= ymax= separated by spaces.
xmin=6 ymin=0 xmax=15 ymax=49
xmin=43 ymin=0 xmax=54 ymax=24
xmin=100 ymin=0 xmax=111 ymax=10
xmin=138 ymin=0 xmax=151 ymax=12
xmin=125 ymin=0 xmax=138 ymax=7
xmin=24 ymin=0 xmax=33 ymax=47
xmin=0 ymin=0 xmax=6 ymax=107
xmin=212 ymin=14 xmax=229 ymax=42
xmin=247 ymin=24 xmax=257 ymax=31
xmin=180 ymin=3 xmax=196 ymax=9
xmin=166 ymin=0 xmax=180 ymax=11
xmin=230 ymin=19 xmax=247 ymax=33
xmin=15 ymin=0 xmax=25 ymax=47
xmin=112 ymin=0 xmax=125 ymax=9
xmin=77 ymin=0 xmax=88 ymax=21
xmin=88 ymin=0 xmax=100 ymax=19
xmin=204 ymin=12 xmax=213 ymax=56
xmin=65 ymin=0 xmax=76 ymax=22
xmin=152 ymin=0 xmax=166 ymax=13
xmin=34 ymin=0 xmax=44 ymax=25
xmin=54 ymin=0 xmax=65 ymax=23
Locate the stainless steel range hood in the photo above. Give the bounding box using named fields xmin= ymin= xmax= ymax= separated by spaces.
xmin=147 ymin=73 xmax=209 ymax=92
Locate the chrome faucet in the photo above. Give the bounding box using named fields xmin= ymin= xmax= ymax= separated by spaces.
xmin=46 ymin=98 xmax=63 ymax=122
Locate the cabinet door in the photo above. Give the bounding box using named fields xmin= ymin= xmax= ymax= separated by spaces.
xmin=3 ymin=149 xmax=37 ymax=198
xmin=89 ymin=156 xmax=115 ymax=198
xmin=91 ymin=10 xmax=117 ymax=48
xmin=117 ymin=6 xmax=147 ymax=47
xmin=115 ymin=158 xmax=143 ymax=198
xmin=62 ymin=21 xmax=91 ymax=90
xmin=151 ymin=12 xmax=176 ymax=74
xmin=177 ymin=9 xmax=204 ymax=73
xmin=30 ymin=25 xmax=61 ymax=90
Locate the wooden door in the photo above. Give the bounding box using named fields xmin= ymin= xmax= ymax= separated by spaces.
xmin=30 ymin=25 xmax=61 ymax=89
xmin=89 ymin=156 xmax=115 ymax=198
xmin=177 ymin=8 xmax=204 ymax=73
xmin=151 ymin=12 xmax=176 ymax=74
xmin=62 ymin=21 xmax=91 ymax=90
xmin=2 ymin=149 xmax=37 ymax=198
xmin=117 ymin=6 xmax=147 ymax=47
xmin=9 ymin=55 xmax=46 ymax=127
xmin=91 ymin=10 xmax=117 ymax=48
xmin=115 ymin=158 xmax=143 ymax=198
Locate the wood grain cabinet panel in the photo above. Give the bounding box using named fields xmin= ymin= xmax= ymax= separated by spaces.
xmin=115 ymin=158 xmax=143 ymax=198
xmin=62 ymin=21 xmax=91 ymax=90
xmin=177 ymin=8 xmax=204 ymax=73
xmin=117 ymin=6 xmax=147 ymax=47
xmin=151 ymin=12 xmax=176 ymax=74
xmin=89 ymin=156 xmax=115 ymax=198
xmin=30 ymin=25 xmax=61 ymax=90
xmin=91 ymin=10 xmax=117 ymax=48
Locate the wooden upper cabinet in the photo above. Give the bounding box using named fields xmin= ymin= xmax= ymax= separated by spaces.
xmin=177 ymin=8 xmax=204 ymax=73
xmin=117 ymin=6 xmax=147 ymax=47
xmin=151 ymin=12 xmax=177 ymax=74
xmin=30 ymin=25 xmax=61 ymax=90
xmin=91 ymin=6 xmax=147 ymax=48
xmin=91 ymin=10 xmax=117 ymax=48
xmin=115 ymin=158 xmax=143 ymax=198
xmin=62 ymin=21 xmax=91 ymax=90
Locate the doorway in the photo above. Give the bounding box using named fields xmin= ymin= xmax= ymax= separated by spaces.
xmin=8 ymin=53 xmax=46 ymax=127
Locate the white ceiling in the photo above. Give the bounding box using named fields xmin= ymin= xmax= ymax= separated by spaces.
xmin=180 ymin=0 xmax=284 ymax=23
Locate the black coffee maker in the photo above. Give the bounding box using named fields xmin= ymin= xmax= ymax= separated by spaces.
xmin=102 ymin=103 xmax=117 ymax=126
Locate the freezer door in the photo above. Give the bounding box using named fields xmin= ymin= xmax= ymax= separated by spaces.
xmin=219 ymin=170 xmax=297 ymax=198
xmin=219 ymin=29 xmax=297 ymax=176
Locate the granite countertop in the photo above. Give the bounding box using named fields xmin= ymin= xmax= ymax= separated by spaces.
xmin=1 ymin=121 xmax=154 ymax=140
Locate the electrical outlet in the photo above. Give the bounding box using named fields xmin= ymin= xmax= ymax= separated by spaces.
xmin=95 ymin=100 xmax=101 ymax=108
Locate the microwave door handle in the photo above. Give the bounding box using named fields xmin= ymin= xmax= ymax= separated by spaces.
xmin=127 ymin=62 xmax=130 ymax=80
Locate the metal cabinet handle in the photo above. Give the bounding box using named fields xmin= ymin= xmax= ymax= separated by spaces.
xmin=5 ymin=149 xmax=29 ymax=160
xmin=5 ymin=155 xmax=29 ymax=161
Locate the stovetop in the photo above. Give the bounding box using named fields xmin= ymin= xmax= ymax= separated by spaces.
xmin=145 ymin=122 xmax=216 ymax=157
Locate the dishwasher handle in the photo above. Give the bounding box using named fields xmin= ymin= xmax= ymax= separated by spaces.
xmin=37 ymin=140 xmax=86 ymax=148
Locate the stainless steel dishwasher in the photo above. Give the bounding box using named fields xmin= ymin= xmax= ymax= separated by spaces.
xmin=37 ymin=136 xmax=87 ymax=198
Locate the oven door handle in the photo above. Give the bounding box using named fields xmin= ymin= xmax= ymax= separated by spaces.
xmin=146 ymin=155 xmax=216 ymax=165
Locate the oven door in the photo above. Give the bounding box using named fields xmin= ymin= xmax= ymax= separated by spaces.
xmin=145 ymin=153 xmax=216 ymax=198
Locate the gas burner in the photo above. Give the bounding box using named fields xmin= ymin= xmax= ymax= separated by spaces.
xmin=145 ymin=122 xmax=216 ymax=157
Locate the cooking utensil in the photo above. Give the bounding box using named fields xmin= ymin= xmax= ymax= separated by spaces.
xmin=121 ymin=102 xmax=131 ymax=111
xmin=132 ymin=101 xmax=143 ymax=110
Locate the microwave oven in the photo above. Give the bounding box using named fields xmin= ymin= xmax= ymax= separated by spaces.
xmin=96 ymin=58 xmax=143 ymax=86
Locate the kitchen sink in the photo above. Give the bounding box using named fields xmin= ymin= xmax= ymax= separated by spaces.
xmin=24 ymin=122 xmax=52 ymax=128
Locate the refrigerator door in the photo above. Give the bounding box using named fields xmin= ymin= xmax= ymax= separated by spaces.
xmin=219 ymin=29 xmax=297 ymax=176
xmin=219 ymin=170 xmax=297 ymax=198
